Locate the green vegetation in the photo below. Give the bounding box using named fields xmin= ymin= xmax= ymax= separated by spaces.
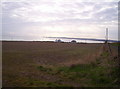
xmin=56 ymin=65 xmax=117 ymax=86
xmin=101 ymin=51 xmax=109 ymax=57
xmin=25 ymin=80 xmax=72 ymax=87
xmin=37 ymin=66 xmax=52 ymax=72
xmin=36 ymin=50 xmax=119 ymax=87
xmin=8 ymin=77 xmax=72 ymax=87
xmin=111 ymin=43 xmax=120 ymax=46
xmin=36 ymin=62 xmax=118 ymax=87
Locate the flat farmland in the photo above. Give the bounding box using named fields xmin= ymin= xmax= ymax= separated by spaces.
xmin=2 ymin=41 xmax=118 ymax=87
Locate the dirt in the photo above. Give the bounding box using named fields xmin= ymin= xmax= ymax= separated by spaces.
xmin=2 ymin=41 xmax=118 ymax=87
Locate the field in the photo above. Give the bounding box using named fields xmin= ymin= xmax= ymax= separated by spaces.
xmin=2 ymin=41 xmax=119 ymax=87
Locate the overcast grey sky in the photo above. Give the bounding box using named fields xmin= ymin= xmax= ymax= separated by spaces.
xmin=1 ymin=0 xmax=119 ymax=41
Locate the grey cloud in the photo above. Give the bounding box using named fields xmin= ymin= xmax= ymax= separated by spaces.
xmin=2 ymin=2 xmax=118 ymax=23
xmin=2 ymin=1 xmax=118 ymax=41
xmin=93 ymin=7 xmax=117 ymax=21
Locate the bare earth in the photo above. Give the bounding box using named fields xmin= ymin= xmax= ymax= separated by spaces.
xmin=2 ymin=41 xmax=118 ymax=87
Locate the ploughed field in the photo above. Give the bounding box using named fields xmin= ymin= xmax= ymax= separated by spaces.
xmin=2 ymin=41 xmax=118 ymax=87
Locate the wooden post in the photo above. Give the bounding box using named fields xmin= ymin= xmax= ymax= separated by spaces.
xmin=105 ymin=28 xmax=108 ymax=44
xmin=103 ymin=28 xmax=112 ymax=55
xmin=106 ymin=28 xmax=108 ymax=41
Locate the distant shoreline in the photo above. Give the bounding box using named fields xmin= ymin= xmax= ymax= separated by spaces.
xmin=1 ymin=40 xmax=120 ymax=44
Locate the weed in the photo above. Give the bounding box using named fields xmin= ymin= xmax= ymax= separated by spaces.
xmin=96 ymin=58 xmax=101 ymax=65
xmin=101 ymin=52 xmax=109 ymax=57
xmin=37 ymin=66 xmax=52 ymax=72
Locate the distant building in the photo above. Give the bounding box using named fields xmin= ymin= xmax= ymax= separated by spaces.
xmin=71 ymin=40 xmax=77 ymax=43
xmin=55 ymin=39 xmax=62 ymax=42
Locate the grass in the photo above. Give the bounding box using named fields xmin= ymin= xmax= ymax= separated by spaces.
xmin=25 ymin=80 xmax=72 ymax=87
xmin=37 ymin=66 xmax=52 ymax=72
xmin=8 ymin=77 xmax=73 ymax=87
xmin=53 ymin=50 xmax=119 ymax=87
xmin=56 ymin=64 xmax=118 ymax=87
xmin=58 ymin=64 xmax=94 ymax=73
xmin=101 ymin=52 xmax=109 ymax=57
xmin=13 ymin=63 xmax=119 ymax=87
xmin=111 ymin=43 xmax=120 ymax=46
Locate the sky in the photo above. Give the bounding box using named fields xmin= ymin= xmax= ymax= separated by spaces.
xmin=1 ymin=0 xmax=119 ymax=42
